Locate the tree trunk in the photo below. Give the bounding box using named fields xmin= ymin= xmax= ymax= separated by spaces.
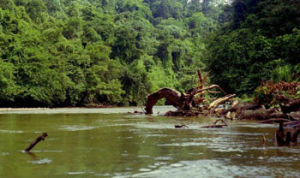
xmin=145 ymin=88 xmax=190 ymax=114
xmin=145 ymin=84 xmax=227 ymax=114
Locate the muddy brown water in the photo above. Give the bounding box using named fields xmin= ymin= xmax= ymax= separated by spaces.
xmin=0 ymin=106 xmax=299 ymax=177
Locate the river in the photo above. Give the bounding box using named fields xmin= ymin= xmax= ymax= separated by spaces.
xmin=0 ymin=106 xmax=299 ymax=177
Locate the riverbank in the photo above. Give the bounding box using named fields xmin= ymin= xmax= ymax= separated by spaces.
xmin=0 ymin=106 xmax=177 ymax=115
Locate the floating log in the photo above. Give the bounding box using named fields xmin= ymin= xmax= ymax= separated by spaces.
xmin=25 ymin=133 xmax=48 ymax=152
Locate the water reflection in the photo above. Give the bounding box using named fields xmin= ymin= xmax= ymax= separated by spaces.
xmin=25 ymin=151 xmax=38 ymax=160
xmin=0 ymin=108 xmax=299 ymax=177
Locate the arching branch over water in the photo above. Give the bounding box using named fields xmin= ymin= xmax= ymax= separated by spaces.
xmin=144 ymin=84 xmax=227 ymax=114
xmin=145 ymin=88 xmax=188 ymax=114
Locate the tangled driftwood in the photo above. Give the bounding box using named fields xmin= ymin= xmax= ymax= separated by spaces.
xmin=145 ymin=70 xmax=232 ymax=115
xmin=145 ymin=70 xmax=299 ymax=121
xmin=145 ymin=85 xmax=229 ymax=114
xmin=143 ymin=70 xmax=299 ymax=144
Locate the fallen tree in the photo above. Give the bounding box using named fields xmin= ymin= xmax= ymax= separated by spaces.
xmin=144 ymin=71 xmax=299 ymax=121
xmin=145 ymin=88 xmax=189 ymax=114
xmin=145 ymin=70 xmax=229 ymax=115
xmin=143 ymin=72 xmax=299 ymax=144
xmin=145 ymin=84 xmax=229 ymax=115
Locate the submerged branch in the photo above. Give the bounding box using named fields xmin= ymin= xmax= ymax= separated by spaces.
xmin=25 ymin=133 xmax=48 ymax=152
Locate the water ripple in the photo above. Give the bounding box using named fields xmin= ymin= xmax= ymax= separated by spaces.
xmin=29 ymin=158 xmax=52 ymax=165
xmin=0 ymin=129 xmax=24 ymax=134
xmin=59 ymin=125 xmax=96 ymax=131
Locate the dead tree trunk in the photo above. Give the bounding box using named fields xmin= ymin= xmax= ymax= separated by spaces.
xmin=144 ymin=70 xmax=233 ymax=115
xmin=145 ymin=88 xmax=191 ymax=114
xmin=145 ymin=84 xmax=227 ymax=114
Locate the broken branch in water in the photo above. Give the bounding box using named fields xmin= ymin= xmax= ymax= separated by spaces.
xmin=261 ymin=134 xmax=266 ymax=145
xmin=202 ymin=119 xmax=228 ymax=128
xmin=274 ymin=121 xmax=299 ymax=146
xmin=25 ymin=132 xmax=48 ymax=152
xmin=175 ymin=124 xmax=188 ymax=128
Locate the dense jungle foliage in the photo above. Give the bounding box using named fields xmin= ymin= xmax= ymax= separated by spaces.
xmin=0 ymin=0 xmax=299 ymax=107
xmin=206 ymin=0 xmax=300 ymax=95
